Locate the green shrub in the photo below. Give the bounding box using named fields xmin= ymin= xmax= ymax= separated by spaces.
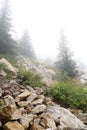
xmin=0 ymin=63 xmax=7 ymax=71
xmin=17 ymin=69 xmax=42 ymax=87
xmin=45 ymin=80 xmax=87 ymax=110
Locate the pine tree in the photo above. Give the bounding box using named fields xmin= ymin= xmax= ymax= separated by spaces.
xmin=19 ymin=29 xmax=36 ymax=59
xmin=0 ymin=0 xmax=16 ymax=55
xmin=56 ymin=31 xmax=78 ymax=81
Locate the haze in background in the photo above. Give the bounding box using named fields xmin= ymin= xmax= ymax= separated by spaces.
xmin=1 ymin=0 xmax=87 ymax=64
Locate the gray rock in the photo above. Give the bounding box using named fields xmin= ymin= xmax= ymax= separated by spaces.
xmin=27 ymin=93 xmax=37 ymax=103
xmin=4 ymin=95 xmax=16 ymax=106
xmin=11 ymin=109 xmax=22 ymax=120
xmin=77 ymin=113 xmax=87 ymax=125
xmin=32 ymin=105 xmax=46 ymax=114
xmin=16 ymin=90 xmax=31 ymax=101
xmin=3 ymin=121 xmax=24 ymax=130
xmin=47 ymin=105 xmax=87 ymax=130
xmin=20 ymin=114 xmax=34 ymax=130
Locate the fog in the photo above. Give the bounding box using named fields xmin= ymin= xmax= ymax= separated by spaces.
xmin=1 ymin=0 xmax=87 ymax=64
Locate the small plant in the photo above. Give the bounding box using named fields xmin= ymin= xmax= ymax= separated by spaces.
xmin=45 ymin=79 xmax=87 ymax=110
xmin=0 ymin=63 xmax=7 ymax=71
xmin=17 ymin=69 xmax=42 ymax=87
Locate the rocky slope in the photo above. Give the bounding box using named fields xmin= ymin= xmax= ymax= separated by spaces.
xmin=0 ymin=57 xmax=87 ymax=130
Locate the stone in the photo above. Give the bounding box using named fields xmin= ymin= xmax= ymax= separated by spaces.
xmin=9 ymin=80 xmax=17 ymax=85
xmin=27 ymin=93 xmax=37 ymax=103
xmin=32 ymin=105 xmax=46 ymax=114
xmin=26 ymin=86 xmax=36 ymax=93
xmin=3 ymin=121 xmax=24 ymax=130
xmin=77 ymin=113 xmax=87 ymax=124
xmin=17 ymin=101 xmax=29 ymax=107
xmin=16 ymin=90 xmax=31 ymax=101
xmin=47 ymin=105 xmax=87 ymax=129
xmin=30 ymin=123 xmax=45 ymax=130
xmin=0 ymin=105 xmax=15 ymax=124
xmin=0 ymin=58 xmax=18 ymax=76
xmin=32 ymin=99 xmax=44 ymax=105
xmin=41 ymin=113 xmax=57 ymax=129
xmin=20 ymin=114 xmax=34 ymax=130
xmin=0 ymin=70 xmax=7 ymax=77
xmin=4 ymin=95 xmax=16 ymax=106
xmin=11 ymin=109 xmax=22 ymax=120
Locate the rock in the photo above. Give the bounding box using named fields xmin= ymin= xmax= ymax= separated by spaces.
xmin=30 ymin=123 xmax=45 ymax=130
xmin=35 ymin=87 xmax=44 ymax=95
xmin=11 ymin=109 xmax=22 ymax=120
xmin=4 ymin=95 xmax=16 ymax=106
xmin=77 ymin=113 xmax=87 ymax=125
xmin=0 ymin=70 xmax=7 ymax=77
xmin=32 ymin=105 xmax=46 ymax=114
xmin=26 ymin=86 xmax=36 ymax=93
xmin=17 ymin=101 xmax=29 ymax=107
xmin=0 ymin=58 xmax=17 ymax=76
xmin=32 ymin=99 xmax=44 ymax=105
xmin=20 ymin=114 xmax=34 ymax=130
xmin=41 ymin=113 xmax=57 ymax=129
xmin=27 ymin=93 xmax=37 ymax=103
xmin=0 ymin=105 xmax=15 ymax=124
xmin=9 ymin=80 xmax=17 ymax=85
xmin=47 ymin=105 xmax=87 ymax=129
xmin=16 ymin=90 xmax=31 ymax=101
xmin=3 ymin=121 xmax=24 ymax=130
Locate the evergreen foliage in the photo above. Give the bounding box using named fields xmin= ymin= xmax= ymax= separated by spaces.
xmin=56 ymin=31 xmax=78 ymax=81
xmin=19 ymin=29 xmax=36 ymax=59
xmin=0 ymin=0 xmax=17 ymax=55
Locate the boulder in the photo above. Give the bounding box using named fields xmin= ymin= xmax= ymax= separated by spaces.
xmin=20 ymin=114 xmax=34 ymax=130
xmin=0 ymin=70 xmax=7 ymax=77
xmin=77 ymin=113 xmax=87 ymax=125
xmin=47 ymin=105 xmax=87 ymax=130
xmin=0 ymin=58 xmax=17 ymax=76
xmin=32 ymin=99 xmax=44 ymax=105
xmin=4 ymin=95 xmax=16 ymax=106
xmin=17 ymin=101 xmax=29 ymax=107
xmin=3 ymin=121 xmax=24 ymax=130
xmin=0 ymin=105 xmax=15 ymax=124
xmin=16 ymin=90 xmax=31 ymax=101
xmin=30 ymin=123 xmax=45 ymax=130
xmin=11 ymin=109 xmax=22 ymax=120
xmin=32 ymin=105 xmax=46 ymax=114
xmin=27 ymin=93 xmax=37 ymax=103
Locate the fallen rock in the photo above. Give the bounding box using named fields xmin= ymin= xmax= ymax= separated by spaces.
xmin=16 ymin=90 xmax=31 ymax=101
xmin=17 ymin=101 xmax=29 ymax=107
xmin=0 ymin=105 xmax=15 ymax=124
xmin=32 ymin=99 xmax=44 ymax=105
xmin=77 ymin=113 xmax=87 ymax=125
xmin=0 ymin=58 xmax=17 ymax=76
xmin=20 ymin=114 xmax=34 ymax=130
xmin=3 ymin=121 xmax=24 ymax=130
xmin=0 ymin=70 xmax=7 ymax=77
xmin=47 ymin=105 xmax=87 ymax=130
xmin=30 ymin=123 xmax=45 ymax=130
xmin=27 ymin=93 xmax=37 ymax=103
xmin=11 ymin=109 xmax=22 ymax=120
xmin=4 ymin=95 xmax=16 ymax=106
xmin=32 ymin=105 xmax=46 ymax=114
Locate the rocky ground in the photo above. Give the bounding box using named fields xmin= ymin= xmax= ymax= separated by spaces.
xmin=0 ymin=57 xmax=87 ymax=130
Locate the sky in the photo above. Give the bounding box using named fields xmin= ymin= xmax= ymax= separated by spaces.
xmin=1 ymin=0 xmax=87 ymax=64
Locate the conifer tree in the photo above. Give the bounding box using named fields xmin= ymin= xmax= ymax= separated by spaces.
xmin=56 ymin=31 xmax=78 ymax=80
xmin=0 ymin=0 xmax=16 ymax=55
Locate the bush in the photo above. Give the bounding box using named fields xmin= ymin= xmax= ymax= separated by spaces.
xmin=0 ymin=63 xmax=7 ymax=71
xmin=17 ymin=69 xmax=42 ymax=87
xmin=45 ymin=80 xmax=87 ymax=111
